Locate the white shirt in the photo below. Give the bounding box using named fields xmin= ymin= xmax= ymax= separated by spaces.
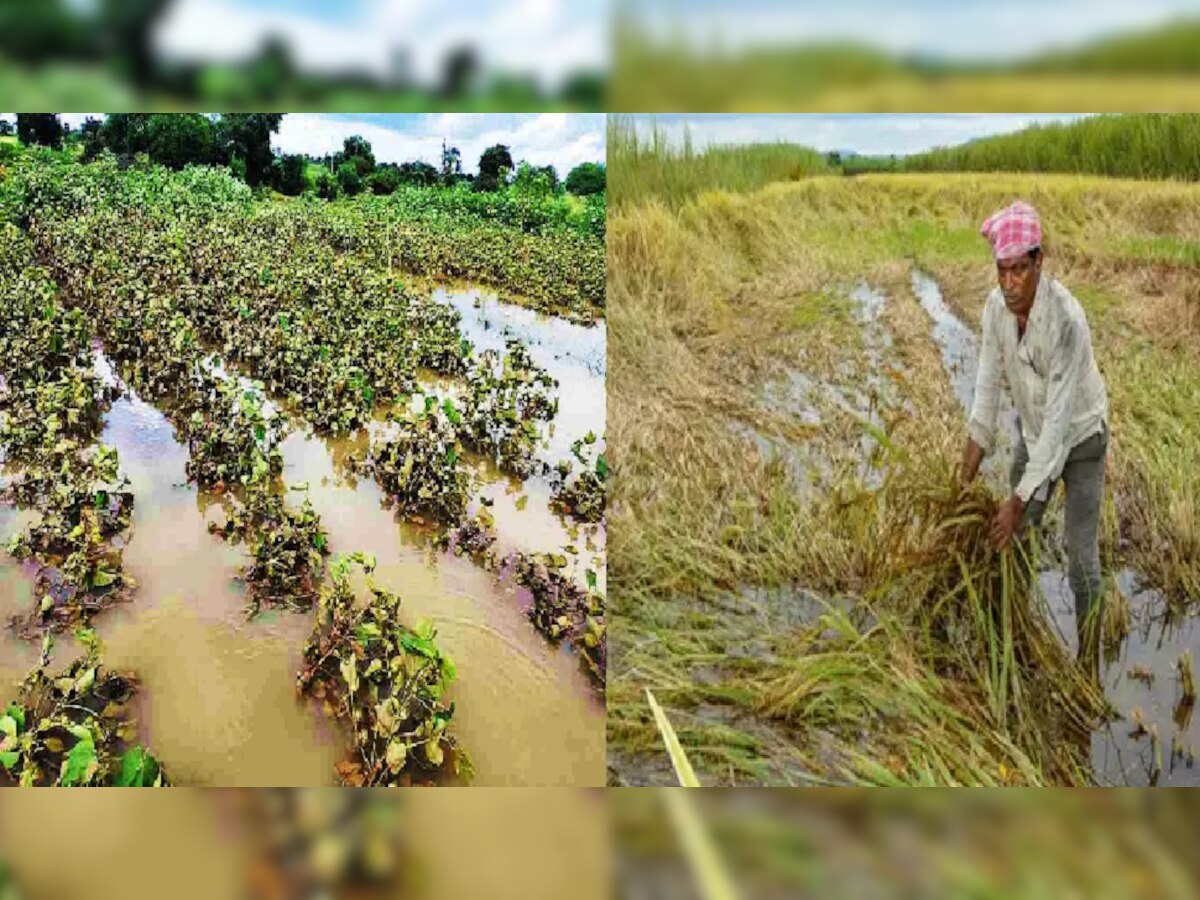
xmin=968 ymin=275 xmax=1108 ymax=504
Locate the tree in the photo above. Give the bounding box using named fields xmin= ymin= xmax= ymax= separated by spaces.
xmin=560 ymin=70 xmax=604 ymax=109
xmin=16 ymin=114 xmax=64 ymax=149
xmin=397 ymin=160 xmax=438 ymax=187
xmin=0 ymin=120 xmax=13 ymax=137
xmin=144 ymin=113 xmax=216 ymax=169
xmin=440 ymin=141 xmax=463 ymax=186
xmin=99 ymin=113 xmax=153 ymax=157
xmin=215 ymin=113 xmax=283 ymax=187
xmin=273 ymin=154 xmax=307 ymax=196
xmin=512 ymin=162 xmax=558 ymax=197
xmin=367 ymin=166 xmax=401 ymax=195
xmin=336 ymin=161 xmax=363 ymax=197
xmin=439 ymin=45 xmax=478 ymax=97
xmin=79 ymin=117 xmax=104 ymax=160
xmin=565 ymin=162 xmax=605 ymax=196
xmin=98 ymin=0 xmax=172 ymax=85
xmin=315 ymin=169 xmax=339 ymax=200
xmin=339 ymin=135 xmax=375 ymax=177
xmin=475 ymin=143 xmax=514 ymax=192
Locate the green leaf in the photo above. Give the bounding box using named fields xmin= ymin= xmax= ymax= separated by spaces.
xmin=0 ymin=750 xmax=18 ymax=770
xmin=115 ymin=746 xmax=161 ymax=787
xmin=60 ymin=735 xmax=97 ymax=786
xmin=442 ymin=397 xmax=462 ymax=425
xmin=586 ymin=569 xmax=598 ymax=590
xmin=92 ymin=569 xmax=118 ymax=588
xmin=595 ymin=454 xmax=607 ymax=481
xmin=399 ymin=632 xmax=439 ymax=660
xmin=4 ymin=703 xmax=24 ymax=734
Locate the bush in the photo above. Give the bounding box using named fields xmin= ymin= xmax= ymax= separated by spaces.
xmin=314 ymin=169 xmax=339 ymax=200
xmin=368 ymin=167 xmax=401 ymax=196
xmin=337 ymin=161 xmax=363 ymax=197
xmin=565 ymin=161 xmax=606 ymax=196
xmin=273 ymin=154 xmax=306 ymax=196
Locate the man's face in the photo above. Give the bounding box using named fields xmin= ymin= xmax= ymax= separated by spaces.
xmin=996 ymin=251 xmax=1042 ymax=316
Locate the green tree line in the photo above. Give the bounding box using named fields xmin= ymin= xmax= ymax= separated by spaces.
xmin=7 ymin=114 xmax=606 ymax=201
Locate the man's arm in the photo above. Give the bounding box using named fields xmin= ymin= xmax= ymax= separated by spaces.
xmin=962 ymin=298 xmax=1001 ymax=484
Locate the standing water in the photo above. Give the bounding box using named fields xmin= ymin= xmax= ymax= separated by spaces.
xmin=0 ymin=288 xmax=607 ymax=785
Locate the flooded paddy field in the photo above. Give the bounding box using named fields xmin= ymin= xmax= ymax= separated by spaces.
xmin=608 ymin=171 xmax=1200 ymax=786
xmin=0 ymin=157 xmax=606 ymax=786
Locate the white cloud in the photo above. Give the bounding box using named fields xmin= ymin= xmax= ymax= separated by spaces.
xmin=273 ymin=113 xmax=604 ymax=175
xmin=153 ymin=0 xmax=604 ymax=87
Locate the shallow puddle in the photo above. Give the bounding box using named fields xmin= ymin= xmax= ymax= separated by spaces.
xmin=1045 ymin=569 xmax=1200 ymax=786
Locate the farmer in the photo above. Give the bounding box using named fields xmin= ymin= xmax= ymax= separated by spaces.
xmin=959 ymin=200 xmax=1109 ymax=675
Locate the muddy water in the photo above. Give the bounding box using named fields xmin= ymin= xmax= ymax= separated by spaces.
xmin=280 ymin=431 xmax=604 ymax=785
xmin=740 ymin=283 xmax=899 ymax=491
xmin=434 ymin=286 xmax=607 ymax=591
xmin=911 ymin=270 xmax=1016 ymax=485
xmin=0 ymin=288 xmax=607 ymax=785
xmin=2 ymin=371 xmax=346 ymax=785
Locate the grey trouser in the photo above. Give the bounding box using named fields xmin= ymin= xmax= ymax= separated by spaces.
xmin=1010 ymin=421 xmax=1108 ymax=661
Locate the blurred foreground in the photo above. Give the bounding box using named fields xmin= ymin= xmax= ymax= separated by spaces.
xmin=2 ymin=789 xmax=1197 ymax=898
xmin=0 ymin=789 xmax=608 ymax=899
xmin=615 ymin=790 xmax=1200 ymax=899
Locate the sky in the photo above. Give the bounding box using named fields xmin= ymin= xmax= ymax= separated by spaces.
xmin=274 ymin=113 xmax=605 ymax=173
xmin=151 ymin=0 xmax=607 ymax=87
xmin=0 ymin=113 xmax=606 ymax=175
xmin=632 ymin=114 xmax=1092 ymax=157
xmin=628 ymin=0 xmax=1200 ymax=61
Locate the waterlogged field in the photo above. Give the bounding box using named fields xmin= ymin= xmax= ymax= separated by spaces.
xmin=608 ymin=172 xmax=1200 ymax=786
xmin=0 ymin=155 xmax=607 ymax=786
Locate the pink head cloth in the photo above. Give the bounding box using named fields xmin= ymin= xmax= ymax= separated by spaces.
xmin=980 ymin=201 xmax=1042 ymax=261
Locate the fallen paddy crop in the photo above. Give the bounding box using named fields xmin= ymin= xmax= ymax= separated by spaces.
xmin=608 ymin=135 xmax=1200 ymax=786
xmin=0 ymin=149 xmax=606 ymax=784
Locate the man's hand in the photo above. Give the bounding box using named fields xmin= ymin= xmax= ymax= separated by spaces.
xmin=989 ymin=494 xmax=1026 ymax=550
xmin=960 ymin=438 xmax=984 ymax=486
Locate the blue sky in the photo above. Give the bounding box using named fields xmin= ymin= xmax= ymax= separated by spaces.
xmin=153 ymin=0 xmax=607 ymax=85
xmin=628 ymin=0 xmax=1200 ymax=61
xmin=634 ymin=114 xmax=1091 ymax=157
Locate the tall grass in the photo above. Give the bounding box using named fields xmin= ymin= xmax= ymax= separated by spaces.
xmin=904 ymin=114 xmax=1200 ymax=181
xmin=608 ymin=115 xmax=830 ymax=209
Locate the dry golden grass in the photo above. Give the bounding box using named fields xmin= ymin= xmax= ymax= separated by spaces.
xmin=608 ymin=172 xmax=1200 ymax=785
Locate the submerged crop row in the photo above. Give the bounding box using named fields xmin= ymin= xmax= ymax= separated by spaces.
xmin=1 ymin=151 xmax=606 ymax=784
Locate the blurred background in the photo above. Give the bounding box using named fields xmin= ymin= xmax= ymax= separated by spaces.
xmin=3 ymin=1 xmax=1200 ymax=111
xmin=614 ymin=790 xmax=1200 ymax=899
xmin=0 ymin=789 xmax=608 ymax=899
xmin=0 ymin=0 xmax=606 ymax=111
xmin=612 ymin=0 xmax=1200 ymax=111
